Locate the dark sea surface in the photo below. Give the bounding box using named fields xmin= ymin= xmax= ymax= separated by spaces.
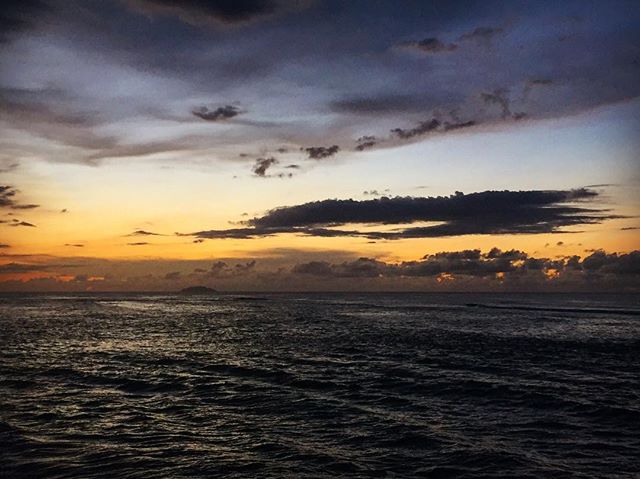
xmin=1 ymin=293 xmax=639 ymax=478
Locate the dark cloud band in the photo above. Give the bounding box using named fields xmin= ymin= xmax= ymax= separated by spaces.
xmin=183 ymin=188 xmax=620 ymax=240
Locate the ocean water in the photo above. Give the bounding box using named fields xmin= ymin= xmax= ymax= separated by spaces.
xmin=0 ymin=293 xmax=639 ymax=478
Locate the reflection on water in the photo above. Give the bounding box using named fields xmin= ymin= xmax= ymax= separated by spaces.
xmin=1 ymin=293 xmax=639 ymax=478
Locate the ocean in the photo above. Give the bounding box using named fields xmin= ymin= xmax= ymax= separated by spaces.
xmin=1 ymin=293 xmax=639 ymax=478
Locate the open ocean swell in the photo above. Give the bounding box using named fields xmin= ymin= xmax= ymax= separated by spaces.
xmin=1 ymin=293 xmax=639 ymax=478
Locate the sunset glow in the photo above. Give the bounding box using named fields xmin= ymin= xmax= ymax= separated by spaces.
xmin=1 ymin=0 xmax=638 ymax=291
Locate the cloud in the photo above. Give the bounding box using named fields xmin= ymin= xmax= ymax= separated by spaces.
xmin=399 ymin=38 xmax=458 ymax=54
xmin=0 ymin=244 xmax=10 ymax=248
xmin=192 ymin=105 xmax=241 ymax=121
xmin=356 ymin=136 xmax=378 ymax=151
xmin=1 ymin=248 xmax=637 ymax=292
xmin=9 ymin=221 xmax=36 ymax=227
xmin=127 ymin=229 xmax=163 ymax=236
xmin=481 ymin=89 xmax=513 ymax=119
xmin=391 ymin=119 xmax=440 ymax=139
xmin=384 ymin=114 xmax=478 ymax=145
xmin=0 ymin=87 xmax=208 ymax=165
xmin=291 ymin=260 xmax=333 ymax=277
xmin=180 ymin=227 xmax=274 ymax=239
xmin=458 ymin=26 xmax=504 ymax=44
xmin=209 ymin=260 xmax=228 ymax=273
xmin=164 ymin=271 xmax=181 ymax=280
xmin=84 ymin=139 xmax=198 ymax=162
xmin=252 ymin=157 xmax=278 ymax=177
xmin=0 ymin=0 xmax=49 ymax=41
xmin=0 ymin=186 xmax=17 ymax=208
xmin=9 ymin=204 xmax=39 ymax=210
xmin=271 ymin=190 xmax=594 ymax=233
xmin=193 ymin=259 xmax=257 ymax=278
xmin=331 ymin=95 xmax=421 ymax=115
xmin=0 ymin=87 xmax=122 ymax=162
xmin=0 ymin=185 xmax=39 ymax=210
xmin=486 ymin=247 xmax=527 ymax=260
xmin=303 ymin=145 xmax=339 ymax=160
xmin=0 ymin=162 xmax=19 ymax=173
xmin=580 ymin=250 xmax=640 ymax=275
xmin=399 ymin=27 xmax=503 ymax=57
xmin=182 ymin=188 xmax=620 ymax=240
xmin=293 ymin=257 xmax=386 ymax=278
xmin=235 ymin=259 xmax=256 ymax=272
xmin=0 ymin=262 xmax=79 ymax=274
xmin=528 ymin=79 xmax=553 ymax=86
xmin=293 ymin=248 xmax=640 ymax=282
xmin=524 ymin=78 xmax=554 ymax=99
xmin=443 ymin=120 xmax=476 ymax=131
xmin=65 ymin=244 xmax=85 ymax=248
xmin=0 ymin=262 xmax=51 ymax=273
xmin=126 ymin=242 xmax=150 ymax=246
xmin=1 ymin=2 xmax=637 ymax=169
xmin=127 ymin=0 xmax=303 ymax=27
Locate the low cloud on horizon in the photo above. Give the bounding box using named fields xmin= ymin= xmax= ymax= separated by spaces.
xmin=0 ymin=247 xmax=638 ymax=292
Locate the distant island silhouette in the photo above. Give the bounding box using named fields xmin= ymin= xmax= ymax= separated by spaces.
xmin=179 ymin=286 xmax=217 ymax=294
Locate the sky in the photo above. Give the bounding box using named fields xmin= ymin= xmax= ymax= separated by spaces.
xmin=0 ymin=0 xmax=639 ymax=292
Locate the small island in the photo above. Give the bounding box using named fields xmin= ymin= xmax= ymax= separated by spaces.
xmin=179 ymin=286 xmax=217 ymax=295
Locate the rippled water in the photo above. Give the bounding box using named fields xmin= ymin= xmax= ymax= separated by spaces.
xmin=1 ymin=293 xmax=639 ymax=478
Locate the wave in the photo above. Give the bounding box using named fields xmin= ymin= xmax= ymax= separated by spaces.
xmin=2 ymin=292 xmax=640 ymax=478
xmin=465 ymin=303 xmax=640 ymax=316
